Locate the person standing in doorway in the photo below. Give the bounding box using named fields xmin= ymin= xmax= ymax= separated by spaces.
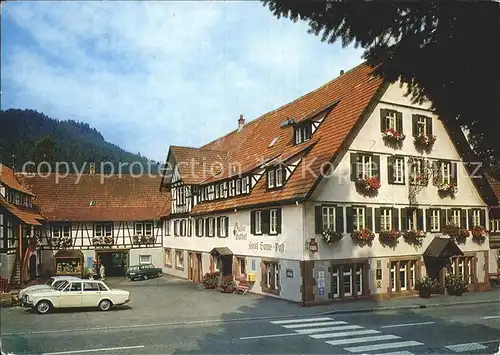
xmin=99 ymin=262 xmax=105 ymax=281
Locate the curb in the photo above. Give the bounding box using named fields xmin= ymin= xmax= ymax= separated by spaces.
xmin=321 ymin=299 xmax=500 ymax=315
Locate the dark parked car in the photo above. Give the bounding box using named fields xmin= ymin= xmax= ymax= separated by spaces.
xmin=126 ymin=264 xmax=163 ymax=281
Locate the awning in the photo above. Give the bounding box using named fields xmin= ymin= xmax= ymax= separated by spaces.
xmin=54 ymin=249 xmax=84 ymax=258
xmin=210 ymin=247 xmax=233 ymax=257
xmin=0 ymin=198 xmax=44 ymax=225
xmin=423 ymin=237 xmax=464 ymax=259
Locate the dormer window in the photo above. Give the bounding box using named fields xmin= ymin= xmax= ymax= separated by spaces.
xmin=267 ymin=165 xmax=286 ymax=189
xmin=242 ymin=176 xmax=249 ymax=193
xmin=294 ymin=123 xmax=312 ymax=144
xmin=276 ymin=166 xmax=283 ymax=187
xmin=236 ymin=179 xmax=241 ymax=195
xmin=268 ymin=169 xmax=275 ymax=188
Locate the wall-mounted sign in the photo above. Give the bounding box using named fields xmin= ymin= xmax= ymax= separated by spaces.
xmin=249 ymin=241 xmax=285 ymax=253
xmin=233 ymin=223 xmax=248 ymax=240
xmin=376 ymin=269 xmax=382 ymax=280
xmin=286 ymin=269 xmax=294 ymax=278
xmin=377 ymin=280 xmax=382 ymax=289
xmin=319 ymin=287 xmax=325 ymax=296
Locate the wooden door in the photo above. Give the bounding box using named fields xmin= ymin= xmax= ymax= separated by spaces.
xmin=188 ymin=252 xmax=194 ymax=281
xmin=196 ymin=253 xmax=203 ymax=282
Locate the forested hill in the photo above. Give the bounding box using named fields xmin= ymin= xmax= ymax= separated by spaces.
xmin=0 ymin=109 xmax=160 ymax=174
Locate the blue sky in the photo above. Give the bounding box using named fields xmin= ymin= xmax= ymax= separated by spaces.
xmin=1 ymin=1 xmax=363 ymax=162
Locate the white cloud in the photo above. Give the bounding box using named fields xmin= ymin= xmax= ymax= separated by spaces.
xmin=1 ymin=1 xmax=363 ymax=161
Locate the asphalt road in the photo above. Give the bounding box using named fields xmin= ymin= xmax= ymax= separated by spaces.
xmin=1 ymin=303 xmax=498 ymax=354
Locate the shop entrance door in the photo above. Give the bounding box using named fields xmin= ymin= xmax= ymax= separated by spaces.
xmin=96 ymin=250 xmax=129 ymax=277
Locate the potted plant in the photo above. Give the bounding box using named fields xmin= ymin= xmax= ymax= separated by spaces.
xmin=351 ymin=228 xmax=375 ymax=246
xmin=414 ymin=133 xmax=437 ymax=151
xmin=218 ymin=275 xmax=236 ymax=293
xmin=321 ymin=228 xmax=344 ymax=245
xmin=403 ymin=230 xmax=426 ymax=245
xmin=445 ymin=274 xmax=468 ymax=296
xmin=471 ymin=225 xmax=488 ymax=244
xmin=202 ymin=272 xmax=220 ymax=289
xmin=379 ymin=229 xmax=402 ymax=246
xmin=382 ymin=128 xmax=405 ymax=147
xmin=455 ymin=228 xmax=470 ymax=243
xmin=415 ymin=276 xmax=439 ymax=298
xmin=355 ymin=176 xmax=381 ymax=195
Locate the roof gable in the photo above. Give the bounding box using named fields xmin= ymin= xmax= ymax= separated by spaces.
xmin=0 ymin=164 xmax=35 ymax=196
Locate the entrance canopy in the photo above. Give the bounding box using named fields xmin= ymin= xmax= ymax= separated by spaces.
xmin=423 ymin=237 xmax=463 ymax=259
xmin=210 ymin=247 xmax=233 ymax=257
xmin=54 ymin=249 xmax=84 ymax=258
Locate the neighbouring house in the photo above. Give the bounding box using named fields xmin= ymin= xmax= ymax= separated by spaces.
xmin=160 ymin=63 xmax=497 ymax=304
xmin=0 ymin=163 xmax=45 ymax=284
xmin=14 ymin=170 xmax=170 ymax=279
xmin=487 ymin=176 xmax=500 ymax=275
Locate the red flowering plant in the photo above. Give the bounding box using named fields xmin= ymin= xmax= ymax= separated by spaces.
xmin=355 ymin=176 xmax=381 ymax=195
xmin=403 ymin=230 xmax=426 ymax=246
xmin=379 ymin=229 xmax=402 ymax=246
xmin=351 ymin=228 xmax=375 ymax=246
xmin=453 ymin=228 xmax=470 ymax=243
xmin=382 ymin=128 xmax=405 ymax=147
xmin=436 ymin=181 xmax=458 ymax=195
xmin=414 ymin=133 xmax=437 ymax=151
xmin=471 ymin=225 xmax=488 ymax=244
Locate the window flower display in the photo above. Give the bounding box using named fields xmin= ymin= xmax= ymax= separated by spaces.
xmin=321 ymin=228 xmax=344 ymax=245
xmin=355 ymin=176 xmax=381 ymax=194
xmin=414 ymin=133 xmax=437 ymax=151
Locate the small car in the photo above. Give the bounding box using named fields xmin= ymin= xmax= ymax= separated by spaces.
xmin=19 ymin=276 xmax=81 ymax=305
xmin=22 ymin=279 xmax=130 ymax=314
xmin=125 ymin=264 xmax=163 ymax=281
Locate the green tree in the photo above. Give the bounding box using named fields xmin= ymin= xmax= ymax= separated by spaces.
xmin=262 ymin=1 xmax=500 ymax=162
xmin=30 ymin=135 xmax=54 ymax=171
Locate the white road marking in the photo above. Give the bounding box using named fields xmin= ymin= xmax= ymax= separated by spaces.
xmin=239 ymin=333 xmax=302 ymax=340
xmin=325 ymin=334 xmax=400 ymax=346
xmin=345 ymin=341 xmax=423 ymax=353
xmin=380 ymin=321 xmax=435 ymax=328
xmin=283 ymin=321 xmax=347 ymax=329
xmin=270 ymin=317 xmax=332 ymax=324
xmin=42 ymin=345 xmax=145 ymax=355
xmin=481 ymin=315 xmax=500 ymax=319
xmin=296 ymin=325 xmax=362 ymax=334
xmin=310 ymin=329 xmax=380 ymax=339
xmin=444 ymin=343 xmax=488 ymax=352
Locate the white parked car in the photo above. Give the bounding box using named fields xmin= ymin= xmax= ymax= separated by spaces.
xmin=19 ymin=276 xmax=81 ymax=304
xmin=23 ymin=279 xmax=130 ymax=314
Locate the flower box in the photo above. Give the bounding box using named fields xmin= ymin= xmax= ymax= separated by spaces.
xmin=132 ymin=235 xmax=155 ymax=245
xmin=436 ymin=182 xmax=458 ymax=195
xmin=321 ymin=228 xmax=344 ymax=245
xmin=49 ymin=236 xmax=73 ymax=249
xmin=471 ymin=225 xmax=488 ymax=243
xmin=355 ymin=177 xmax=381 ymax=195
xmin=414 ymin=133 xmax=437 ymax=151
xmin=92 ymin=236 xmax=114 ymax=247
xmin=403 ymin=230 xmax=426 ymax=245
xmin=382 ymin=128 xmax=405 ymax=146
xmin=351 ymin=228 xmax=375 ymax=246
xmin=379 ymin=229 xmax=402 ymax=245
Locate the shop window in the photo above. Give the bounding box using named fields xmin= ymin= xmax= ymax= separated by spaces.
xmin=139 ymin=255 xmax=151 ymax=265
xmin=175 ymin=251 xmax=184 ymax=269
xmin=165 ymin=249 xmax=172 ymax=266
xmin=262 ymin=261 xmax=279 ymax=294
xmin=329 ymin=263 xmax=366 ymax=299
xmin=449 ymin=256 xmax=475 ymax=284
xmin=390 ymin=260 xmax=418 ymax=293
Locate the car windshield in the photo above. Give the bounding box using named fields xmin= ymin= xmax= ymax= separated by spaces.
xmin=128 ymin=266 xmax=139 ymax=271
xmin=45 ymin=277 xmax=55 ymax=285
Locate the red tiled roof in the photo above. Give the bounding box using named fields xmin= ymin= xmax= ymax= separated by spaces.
xmin=487 ymin=176 xmax=500 ymax=205
xmin=167 ymin=63 xmax=384 ymax=214
xmin=0 ymin=164 xmax=35 ymax=196
xmin=0 ymin=198 xmax=43 ymax=225
xmin=16 ymin=174 xmax=170 ymax=222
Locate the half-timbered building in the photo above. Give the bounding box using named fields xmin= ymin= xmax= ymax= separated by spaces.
xmin=161 ymin=63 xmax=497 ymax=304
xmin=0 ymin=163 xmax=45 ymax=284
xmin=17 ymin=172 xmax=170 ymax=278
xmin=486 ymin=176 xmax=500 ymax=275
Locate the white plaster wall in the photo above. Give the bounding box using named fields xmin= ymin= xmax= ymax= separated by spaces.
xmin=489 ymin=248 xmax=499 ymax=273
xmin=163 ymin=249 xmax=189 ymax=279
xmin=129 ymin=247 xmax=163 ymax=269
xmin=164 ymin=205 xmax=305 ymax=261
xmin=279 ymin=259 xmax=302 ymax=302
xmin=311 ymin=82 xmax=487 ymax=208
xmin=0 ymin=253 xmax=15 ymax=279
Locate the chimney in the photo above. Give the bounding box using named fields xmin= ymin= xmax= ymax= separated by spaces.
xmin=89 ymin=162 xmax=96 ymax=175
xmin=340 ymin=69 xmax=345 ymax=76
xmin=238 ymin=114 xmax=245 ymax=132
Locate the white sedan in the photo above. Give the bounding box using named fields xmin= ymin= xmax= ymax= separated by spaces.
xmin=19 ymin=276 xmax=81 ymax=305
xmin=23 ymin=280 xmax=130 ymax=314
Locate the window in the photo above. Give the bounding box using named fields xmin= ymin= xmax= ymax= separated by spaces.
xmin=255 ymin=211 xmax=262 ymax=235
xmin=134 ymin=222 xmax=143 ymax=236
xmin=0 ymin=213 xmax=3 ymax=250
xmin=238 ymin=257 xmax=246 ymax=275
xmin=263 ymin=261 xmax=279 ymax=293
xmin=355 ymin=154 xmax=373 ymax=179
xmin=222 ymin=182 xmax=228 ymax=197
xmin=145 ymin=223 xmax=152 ymax=236
xmin=450 ymin=209 xmax=461 ymax=227
xmin=388 ymin=156 xmax=405 ymax=184
xmin=330 ymin=264 xmax=366 ymax=299
xmin=53 ymin=223 xmax=71 ymax=238
xmin=412 ymin=115 xmax=432 ymax=136
xmin=322 ymin=207 xmax=335 ymax=231
xmin=449 ymin=256 xmax=474 ymax=284
xmin=276 ymin=166 xmax=283 ymax=187
xmin=490 ymin=219 xmax=500 ymax=232
xmin=236 ymin=179 xmax=241 ymax=195
xmin=197 ymin=218 xmax=204 ymax=237
xmin=442 ymin=162 xmax=451 ymax=184
xmin=83 ymin=282 xmax=100 ymax=291
xmin=229 ymin=180 xmax=235 ymax=196
xmin=242 ymin=177 xmax=249 ymax=193
xmin=208 ymin=218 xmax=214 ymax=237
xmin=219 ymin=217 xmax=227 ymax=237
xmin=165 ymin=248 xmax=172 ymax=265
xmin=139 ymin=255 xmax=151 ymax=265
xmin=215 ymin=184 xmax=220 ymax=199
xmin=270 ymin=209 xmax=278 ymax=234
xmin=407 ymin=209 xmax=418 ymax=231
xmin=353 ymin=207 xmax=365 ymax=231
xmin=175 ymin=251 xmax=184 ymax=268
xmin=331 ymin=267 xmax=340 ymax=298
xmin=409 ymin=158 xmax=426 ymax=185
xmin=343 ymin=267 xmax=353 ymax=297
xmin=390 ymin=260 xmax=418 ymax=292
xmin=430 ymin=209 xmax=440 ymax=232
xmin=417 ymin=116 xmax=426 ymax=135
xmin=7 ymin=219 xmax=15 ymax=248
xmin=355 ymin=265 xmax=363 ymax=296
xmin=69 ymin=282 xmax=82 ymax=292
xmin=472 ymin=209 xmax=481 ymax=227
xmin=95 ymin=223 xmax=112 ymax=237
xmin=434 ymin=161 xmax=457 ymax=186
xmin=180 ymin=219 xmax=186 ymax=236
xmin=380 ymin=208 xmax=392 ymax=231
xmin=294 ymin=123 xmax=312 ymax=144
xmin=267 ymin=169 xmax=275 ymax=188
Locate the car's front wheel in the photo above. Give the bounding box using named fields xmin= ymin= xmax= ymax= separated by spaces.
xmin=98 ymin=299 xmax=112 ymax=311
xmin=36 ymin=300 xmax=51 ymax=314
xmin=143 ymin=274 xmax=148 ymax=280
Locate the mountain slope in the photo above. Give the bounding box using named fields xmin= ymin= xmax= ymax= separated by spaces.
xmin=0 ymin=109 xmax=159 ymax=174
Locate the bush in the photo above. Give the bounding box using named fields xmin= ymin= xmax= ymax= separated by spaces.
xmin=445 ymin=274 xmax=468 ymax=296
xmin=218 ymin=275 xmax=236 ymax=293
xmin=415 ymin=277 xmax=439 ymax=298
xmin=82 ymin=267 xmax=92 ymax=279
xmin=202 ymin=272 xmax=220 ymax=289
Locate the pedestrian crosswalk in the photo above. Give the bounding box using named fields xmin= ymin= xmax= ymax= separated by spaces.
xmin=269 ymin=316 xmax=493 ymax=354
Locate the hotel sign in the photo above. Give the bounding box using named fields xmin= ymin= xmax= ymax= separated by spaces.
xmin=233 ymin=223 xmax=248 ymax=240
xmin=249 ymin=241 xmax=285 ymax=253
